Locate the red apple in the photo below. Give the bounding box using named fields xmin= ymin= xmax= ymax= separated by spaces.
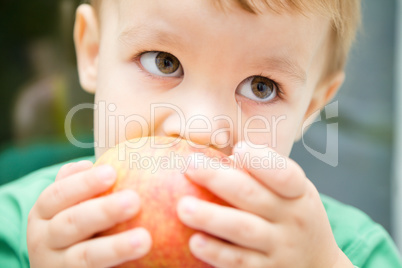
xmin=94 ymin=136 xmax=233 ymax=267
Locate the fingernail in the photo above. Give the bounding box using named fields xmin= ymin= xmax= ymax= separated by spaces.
xmin=117 ymin=190 xmax=138 ymax=210
xmin=234 ymin=140 xmax=247 ymax=154
xmin=193 ymin=234 xmax=207 ymax=248
xmin=181 ymin=197 xmax=198 ymax=214
xmin=65 ymin=162 xmax=75 ymax=169
xmin=96 ymin=165 xmax=116 ymax=184
xmin=236 ymin=140 xmax=245 ymax=148
xmin=76 ymin=160 xmax=93 ymax=168
xmin=130 ymin=234 xmax=142 ymax=248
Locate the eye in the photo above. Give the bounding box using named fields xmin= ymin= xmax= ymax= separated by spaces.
xmin=236 ymin=76 xmax=278 ymax=103
xmin=140 ymin=51 xmax=183 ymax=77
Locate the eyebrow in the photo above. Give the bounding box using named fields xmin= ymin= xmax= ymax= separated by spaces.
xmin=258 ymin=56 xmax=307 ymax=86
xmin=118 ymin=24 xmax=184 ymax=49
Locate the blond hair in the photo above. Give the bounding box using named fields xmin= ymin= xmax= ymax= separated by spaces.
xmin=89 ymin=0 xmax=361 ymax=77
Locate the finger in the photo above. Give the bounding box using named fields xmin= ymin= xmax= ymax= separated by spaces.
xmin=48 ymin=190 xmax=140 ymax=249
xmin=55 ymin=160 xmax=94 ymax=182
xmin=185 ymin=153 xmax=283 ymax=219
xmin=64 ymin=228 xmax=152 ymax=268
xmin=189 ymin=233 xmax=271 ymax=268
xmin=36 ymin=165 xmax=117 ymax=219
xmin=55 ymin=163 xmax=75 ymax=181
xmin=177 ymin=196 xmax=276 ymax=253
xmin=233 ymin=141 xmax=307 ymax=199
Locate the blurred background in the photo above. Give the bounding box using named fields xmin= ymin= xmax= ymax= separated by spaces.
xmin=0 ymin=0 xmax=400 ymax=252
xmin=0 ymin=0 xmax=94 ymax=183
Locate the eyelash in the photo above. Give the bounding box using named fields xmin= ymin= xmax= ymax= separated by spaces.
xmin=239 ymin=73 xmax=286 ymax=106
xmin=132 ymin=50 xmax=182 ymax=81
xmin=258 ymin=73 xmax=285 ymax=100
xmin=132 ymin=50 xmax=286 ymax=103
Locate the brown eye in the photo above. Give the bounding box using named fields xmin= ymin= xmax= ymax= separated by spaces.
xmin=251 ymin=76 xmax=275 ymax=99
xmin=140 ymin=51 xmax=183 ymax=77
xmin=155 ymin=52 xmax=180 ymax=74
xmin=236 ymin=76 xmax=278 ymax=102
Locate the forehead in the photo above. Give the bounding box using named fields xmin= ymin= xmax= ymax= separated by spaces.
xmin=106 ymin=0 xmax=329 ymax=51
xmin=101 ymin=0 xmax=327 ymax=15
xmin=110 ymin=0 xmax=328 ymax=34
xmin=213 ymin=0 xmax=301 ymax=14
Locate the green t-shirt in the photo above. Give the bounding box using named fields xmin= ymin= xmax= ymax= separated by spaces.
xmin=0 ymin=157 xmax=401 ymax=267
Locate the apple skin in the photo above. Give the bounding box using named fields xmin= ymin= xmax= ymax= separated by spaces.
xmin=94 ymin=136 xmax=233 ymax=268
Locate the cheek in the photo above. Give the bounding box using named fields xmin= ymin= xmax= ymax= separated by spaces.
xmin=94 ymin=101 xmax=153 ymax=140
xmin=239 ymin=97 xmax=311 ymax=157
xmin=272 ymin=115 xmax=301 ymax=156
xmin=93 ymin=70 xmax=156 ymax=157
xmin=239 ymin=113 xmax=300 ymax=156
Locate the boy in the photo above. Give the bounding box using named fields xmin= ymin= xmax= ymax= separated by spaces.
xmin=1 ymin=0 xmax=401 ymax=267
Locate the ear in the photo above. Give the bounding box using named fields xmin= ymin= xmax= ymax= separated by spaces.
xmin=294 ymin=71 xmax=345 ymax=141
xmin=304 ymin=71 xmax=345 ymax=122
xmin=74 ymin=4 xmax=99 ymax=94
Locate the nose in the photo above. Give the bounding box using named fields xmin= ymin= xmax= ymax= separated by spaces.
xmin=154 ymin=91 xmax=238 ymax=155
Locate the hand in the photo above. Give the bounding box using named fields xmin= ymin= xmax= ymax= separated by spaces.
xmin=177 ymin=142 xmax=353 ymax=268
xmin=27 ymin=160 xmax=152 ymax=268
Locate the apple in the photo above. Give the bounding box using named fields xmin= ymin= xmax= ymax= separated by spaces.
xmin=94 ymin=136 xmax=233 ymax=267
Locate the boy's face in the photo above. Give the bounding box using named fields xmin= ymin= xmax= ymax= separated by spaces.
xmin=75 ymin=0 xmax=344 ymax=158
